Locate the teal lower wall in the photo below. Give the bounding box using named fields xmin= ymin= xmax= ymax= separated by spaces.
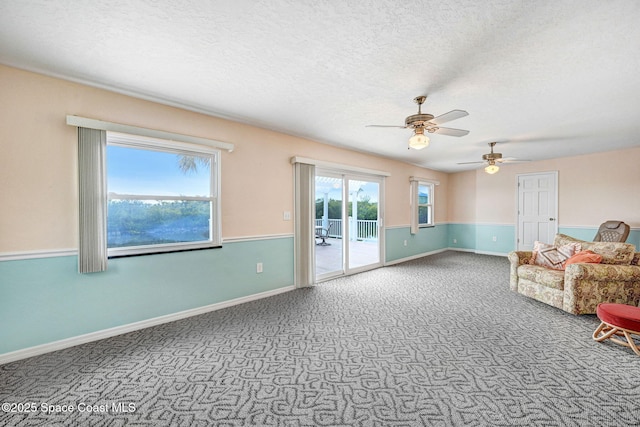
xmin=559 ymin=227 xmax=640 ymax=249
xmin=5 ymin=225 xmax=637 ymax=357
xmin=625 ymin=229 xmax=639 ymax=248
xmin=385 ymin=223 xmax=516 ymax=262
xmin=385 ymin=223 xmax=515 ymax=264
xmin=447 ymin=223 xmax=476 ymax=251
xmin=386 ymin=223 xmax=638 ymax=265
xmin=558 ymin=227 xmax=597 ymax=242
xmin=0 ymin=237 xmax=294 ymax=355
xmin=449 ymin=223 xmax=516 ymax=254
xmin=474 ymin=224 xmax=516 ymax=254
xmin=385 ymin=225 xmax=449 ymax=263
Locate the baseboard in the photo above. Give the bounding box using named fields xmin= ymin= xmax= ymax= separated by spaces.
xmin=386 ymin=247 xmax=508 ymax=266
xmin=384 ymin=248 xmax=448 ymax=266
xmin=0 ymin=285 xmax=295 ymax=365
xmin=448 ymin=247 xmax=508 ymax=257
xmin=473 ymin=249 xmax=509 ymax=257
xmin=447 ymin=247 xmax=476 ymax=253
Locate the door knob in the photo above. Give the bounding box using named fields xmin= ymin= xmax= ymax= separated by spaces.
xmin=549 ymin=218 xmax=556 ymax=221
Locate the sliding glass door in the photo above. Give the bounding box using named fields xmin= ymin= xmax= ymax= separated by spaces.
xmin=315 ymin=170 xmax=383 ymax=281
xmin=314 ymin=172 xmax=344 ymax=278
xmin=347 ymin=178 xmax=380 ymax=270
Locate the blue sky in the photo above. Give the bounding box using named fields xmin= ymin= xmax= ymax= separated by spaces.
xmin=315 ymin=178 xmax=379 ymax=203
xmin=107 ymin=146 xmax=210 ymax=197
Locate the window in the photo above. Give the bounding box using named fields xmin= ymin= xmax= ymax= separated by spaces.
xmin=410 ymin=177 xmax=437 ymax=234
xmin=417 ymin=182 xmax=434 ymax=227
xmin=106 ymin=132 xmax=221 ymax=256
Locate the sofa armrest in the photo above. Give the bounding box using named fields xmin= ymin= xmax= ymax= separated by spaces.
xmin=507 ymin=251 xmax=533 ymax=291
xmin=563 ymin=263 xmax=640 ymax=314
xmin=508 ymin=251 xmax=533 ymax=265
xmin=565 ymin=263 xmax=640 ymax=281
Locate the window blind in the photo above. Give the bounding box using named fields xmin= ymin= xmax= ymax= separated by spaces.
xmin=77 ymin=127 xmax=108 ymax=273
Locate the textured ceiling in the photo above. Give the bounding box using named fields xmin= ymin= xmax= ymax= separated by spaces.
xmin=2 ymin=0 xmax=640 ymax=172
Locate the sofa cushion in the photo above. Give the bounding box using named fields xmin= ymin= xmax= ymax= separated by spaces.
xmin=554 ymin=234 xmax=636 ymax=265
xmin=517 ymin=264 xmax=565 ymax=290
xmin=532 ymin=241 xmax=581 ymax=270
xmin=591 ymin=242 xmax=637 ymax=265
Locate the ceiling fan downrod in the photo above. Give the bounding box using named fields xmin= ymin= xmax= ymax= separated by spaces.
xmin=413 ymin=95 xmax=427 ymax=113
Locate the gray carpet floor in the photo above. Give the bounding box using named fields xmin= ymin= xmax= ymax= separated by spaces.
xmin=1 ymin=251 xmax=639 ymax=426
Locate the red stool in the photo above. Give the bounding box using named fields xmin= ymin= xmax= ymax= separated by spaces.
xmin=593 ymin=303 xmax=640 ymax=356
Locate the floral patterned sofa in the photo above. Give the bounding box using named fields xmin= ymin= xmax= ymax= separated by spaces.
xmin=508 ymin=234 xmax=640 ymax=315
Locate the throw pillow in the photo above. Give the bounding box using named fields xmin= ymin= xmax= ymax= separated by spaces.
xmin=564 ymin=250 xmax=603 ymax=266
xmin=532 ymin=241 xmax=581 ymax=270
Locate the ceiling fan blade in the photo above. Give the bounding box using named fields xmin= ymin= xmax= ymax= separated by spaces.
xmin=431 ymin=127 xmax=469 ymax=137
xmin=365 ymin=124 xmax=408 ymax=129
xmin=430 ymin=110 xmax=468 ymax=125
xmin=499 ymin=158 xmax=532 ymax=163
xmin=456 ymin=161 xmax=485 ymax=165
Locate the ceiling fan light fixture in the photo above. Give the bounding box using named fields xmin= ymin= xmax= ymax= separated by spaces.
xmin=409 ymin=129 xmax=429 ymax=150
xmin=366 ymin=95 xmax=469 ymax=150
xmin=485 ymin=162 xmax=500 ymax=174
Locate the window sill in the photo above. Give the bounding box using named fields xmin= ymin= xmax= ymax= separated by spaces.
xmin=108 ymin=244 xmax=222 ymax=259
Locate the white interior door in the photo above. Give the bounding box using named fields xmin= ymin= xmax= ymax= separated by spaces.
xmin=517 ymin=172 xmax=558 ymax=250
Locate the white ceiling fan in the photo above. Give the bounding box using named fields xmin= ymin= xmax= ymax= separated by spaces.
xmin=457 ymin=142 xmax=530 ymax=174
xmin=367 ymin=96 xmax=469 ymax=149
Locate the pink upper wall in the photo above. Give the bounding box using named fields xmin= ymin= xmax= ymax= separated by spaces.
xmin=0 ymin=65 xmax=447 ymax=253
xmin=447 ymin=170 xmax=476 ymax=223
xmin=449 ymin=147 xmax=640 ymax=228
xmin=4 ymin=64 xmax=635 ymax=255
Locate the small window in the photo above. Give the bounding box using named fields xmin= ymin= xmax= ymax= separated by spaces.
xmin=106 ymin=133 xmax=221 ymax=256
xmin=417 ymin=182 xmax=434 ymax=227
xmin=410 ymin=178 xmax=436 ymax=234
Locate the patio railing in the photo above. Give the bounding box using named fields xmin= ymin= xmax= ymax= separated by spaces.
xmin=315 ymin=218 xmax=378 ymax=240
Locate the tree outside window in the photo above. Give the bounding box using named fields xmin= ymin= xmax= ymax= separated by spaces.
xmin=417 ymin=182 xmax=434 ymax=227
xmin=106 ymin=134 xmax=220 ymax=256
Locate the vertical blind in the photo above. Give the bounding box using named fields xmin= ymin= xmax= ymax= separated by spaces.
xmin=294 ymin=162 xmax=316 ymax=287
xmin=410 ymin=179 xmax=419 ymax=235
xmin=77 ymin=127 xmax=108 ymax=273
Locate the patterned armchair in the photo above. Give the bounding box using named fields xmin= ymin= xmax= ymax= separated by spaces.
xmin=508 ymin=234 xmax=640 ymax=315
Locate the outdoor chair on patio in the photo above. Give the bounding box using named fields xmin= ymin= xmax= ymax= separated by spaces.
xmin=315 ymin=223 xmax=332 ymax=246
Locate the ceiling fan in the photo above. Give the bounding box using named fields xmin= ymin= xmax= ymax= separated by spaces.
xmin=367 ymin=95 xmax=469 ymax=150
xmin=457 ymin=142 xmax=530 ymax=174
